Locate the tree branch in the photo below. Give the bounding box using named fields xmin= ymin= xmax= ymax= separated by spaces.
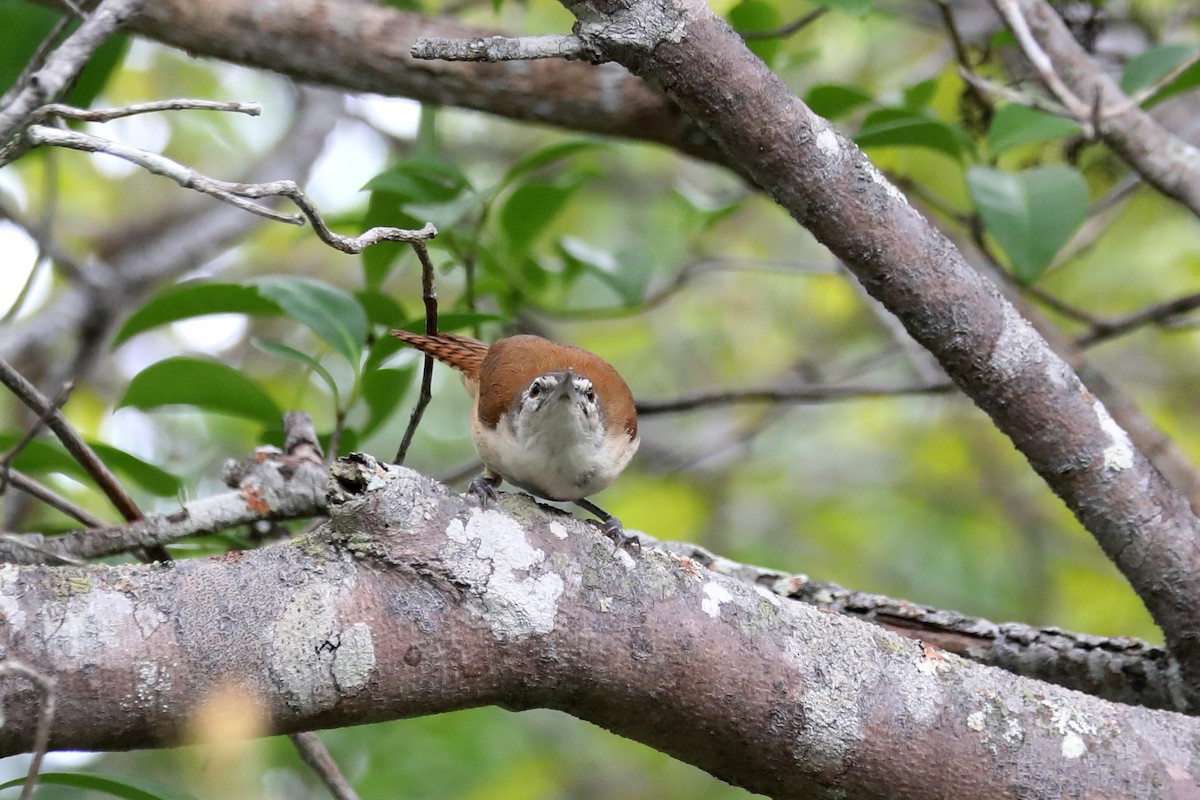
xmin=475 ymin=0 xmax=1200 ymax=704
xmin=0 ymin=458 xmax=1195 ymax=798
xmin=996 ymin=0 xmax=1200 ymax=219
xmin=0 ymin=0 xmax=148 ymax=154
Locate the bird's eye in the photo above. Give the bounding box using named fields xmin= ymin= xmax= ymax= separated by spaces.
xmin=585 ymin=387 xmax=596 ymax=402
xmin=529 ymin=383 xmax=542 ymax=399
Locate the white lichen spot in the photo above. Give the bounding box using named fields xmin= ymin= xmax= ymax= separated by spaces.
xmin=1003 ymin=717 xmax=1025 ymax=745
xmin=864 ymin=162 xmax=910 ymax=206
xmin=331 ymin=622 xmax=376 ymax=693
xmin=599 ymin=596 xmax=613 ymax=612
xmin=269 ymin=580 xmax=342 ymax=714
xmin=548 ymin=521 xmax=569 ymax=540
xmin=1062 ymin=730 xmax=1086 ymax=759
xmin=991 ymin=303 xmax=1043 ymax=380
xmin=966 ymin=710 xmax=986 ymax=731
xmin=442 ymin=511 xmax=564 ymax=640
xmin=135 ymin=661 xmax=172 ymax=711
xmin=133 ymin=603 xmax=169 ymax=639
xmin=701 ymin=581 xmax=733 ymax=618
xmin=0 ymin=565 xmax=24 ymax=629
xmin=53 ymin=589 xmax=134 ymax=660
xmin=1094 ymin=402 xmax=1135 ymax=472
xmin=1047 ymin=701 xmax=1098 ymax=760
xmin=816 ymin=127 xmax=841 ymax=159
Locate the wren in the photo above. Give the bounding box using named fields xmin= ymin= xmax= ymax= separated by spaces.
xmin=390 ymin=331 xmax=640 ymax=546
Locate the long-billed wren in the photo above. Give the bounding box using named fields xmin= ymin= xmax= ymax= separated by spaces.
xmin=390 ymin=331 xmax=640 ymax=544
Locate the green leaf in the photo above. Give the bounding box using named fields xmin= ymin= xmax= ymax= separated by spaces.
xmin=902 ymin=78 xmax=938 ymax=110
xmin=557 ymin=239 xmax=650 ymax=307
xmin=361 ymin=191 xmax=421 ymax=288
xmin=499 ymin=181 xmax=581 ymax=257
xmin=856 ymin=108 xmax=967 ymax=159
xmin=363 ymin=367 xmax=412 ymax=436
xmin=0 ymin=434 xmax=181 ymax=498
xmin=112 ymin=282 xmax=282 ymax=347
xmin=253 ymin=337 xmax=341 ymax=409
xmin=1119 ymin=44 xmax=1200 ymax=107
xmin=805 ymin=84 xmax=874 ymax=119
xmin=90 ymin=444 xmax=183 ymax=497
xmin=817 ymin=0 xmax=873 ymax=15
xmin=1121 ymin=44 xmax=1195 ymax=94
xmin=987 ymin=105 xmax=1082 ymax=155
xmin=0 ymin=771 xmax=198 ymax=800
xmin=499 ymin=140 xmax=606 ymax=191
xmin=0 ymin=2 xmax=128 ymax=110
xmin=119 ymin=357 xmax=282 ymax=424
xmin=355 ymin=289 xmax=407 ymax=329
xmin=728 ymin=0 xmax=782 ymax=65
xmin=363 ymin=154 xmax=469 ymax=204
xmin=967 ymin=164 xmax=1088 ymax=283
xmin=255 ymin=276 xmax=368 ymax=363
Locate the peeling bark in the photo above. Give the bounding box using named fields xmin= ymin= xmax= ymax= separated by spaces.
xmin=1 ymin=459 xmax=1197 ymax=798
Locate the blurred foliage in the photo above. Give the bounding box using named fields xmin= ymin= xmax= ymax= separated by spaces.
xmin=4 ymin=0 xmax=1200 ymax=796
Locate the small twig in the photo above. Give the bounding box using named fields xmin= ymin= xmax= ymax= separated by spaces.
xmin=4 ymin=469 xmax=105 ymax=530
xmin=1108 ymin=49 xmax=1200 ymax=116
xmin=957 ymin=68 xmax=1074 ymax=119
xmin=0 ymin=358 xmax=143 ymax=524
xmin=0 ymin=15 xmax=73 ymax=110
xmin=1078 ymin=293 xmax=1200 ymax=348
xmin=994 ymin=0 xmax=1094 ymax=132
xmin=35 ymin=98 xmax=262 ymax=124
xmin=289 ymin=732 xmax=360 ymax=800
xmin=0 ymin=381 xmax=74 ymax=492
xmin=0 ymin=532 xmax=87 ymax=566
xmin=411 ymin=34 xmax=589 ymax=62
xmin=394 ymin=241 xmax=440 ymax=465
xmin=740 ymin=7 xmax=827 ymax=40
xmin=22 ymin=125 xmax=437 ymax=252
xmin=0 ymin=660 xmax=57 ymax=800
xmin=636 ymin=380 xmax=955 ymax=415
xmin=0 ymin=0 xmax=148 ymax=153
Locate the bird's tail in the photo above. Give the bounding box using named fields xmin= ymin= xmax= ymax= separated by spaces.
xmin=389 ymin=330 xmax=489 ymax=379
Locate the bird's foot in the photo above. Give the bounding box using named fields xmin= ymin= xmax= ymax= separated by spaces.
xmin=602 ymin=516 xmax=641 ymax=555
xmin=468 ymin=475 xmax=500 ymax=508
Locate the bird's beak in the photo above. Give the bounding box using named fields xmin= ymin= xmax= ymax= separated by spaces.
xmin=550 ymin=369 xmax=576 ymax=402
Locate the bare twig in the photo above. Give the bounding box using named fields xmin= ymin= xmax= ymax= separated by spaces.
xmin=993 ymin=0 xmax=1094 ymax=131
xmin=289 ymin=732 xmax=360 ymax=800
xmin=957 ymin=68 xmax=1074 ymax=118
xmin=394 ymin=241 xmax=440 ymax=465
xmin=4 ymin=469 xmax=105 ymax=530
xmin=0 ymin=0 xmax=148 ymax=155
xmin=0 ymin=414 xmax=329 ymax=565
xmin=1078 ymin=293 xmax=1200 ymax=347
xmin=637 ymin=380 xmax=955 ymax=414
xmin=740 ymin=7 xmax=827 ymax=40
xmin=22 ymin=125 xmax=438 ymax=252
xmin=0 ymin=381 xmax=74 ymax=491
xmin=0 ymin=660 xmax=57 ymax=800
xmin=35 ymin=98 xmax=262 ymax=123
xmin=411 ymin=34 xmax=590 ymax=62
xmin=0 ymin=358 xmax=143 ymax=525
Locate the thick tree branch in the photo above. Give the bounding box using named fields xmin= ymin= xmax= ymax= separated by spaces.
xmin=471 ymin=0 xmax=1200 ymax=703
xmin=0 ymin=458 xmax=1196 ymax=799
xmin=110 ymin=0 xmax=722 ymax=164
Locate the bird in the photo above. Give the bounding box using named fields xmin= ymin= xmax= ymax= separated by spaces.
xmin=390 ymin=330 xmax=640 ymax=547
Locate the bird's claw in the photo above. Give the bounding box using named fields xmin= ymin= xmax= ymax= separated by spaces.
xmin=468 ymin=476 xmax=499 ymax=508
xmin=603 ymin=517 xmax=641 ymax=555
